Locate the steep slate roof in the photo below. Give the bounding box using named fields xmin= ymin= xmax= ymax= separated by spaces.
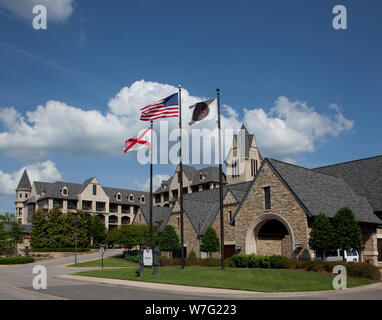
xmin=313 ymin=155 xmax=382 ymax=213
xmin=34 ymin=180 xmax=148 ymax=204
xmin=265 ymin=159 xmax=381 ymax=224
xmin=154 ymin=165 xmax=226 ymax=194
xmin=138 ymin=205 xmax=172 ymax=231
xmin=103 ymin=187 xmax=149 ymax=205
xmin=16 ymin=170 xmax=32 ymax=191
xmin=179 ymin=181 xmax=252 ymax=235
xmin=37 ymin=181 xmax=83 ymax=201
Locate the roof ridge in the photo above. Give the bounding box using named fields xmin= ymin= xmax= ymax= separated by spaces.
xmin=314 ymin=155 xmax=382 ymax=169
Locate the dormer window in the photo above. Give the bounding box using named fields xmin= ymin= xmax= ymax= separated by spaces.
xmin=129 ymin=194 xmax=134 ymax=202
xmin=93 ymin=184 xmax=97 ymax=195
xmin=199 ymin=172 xmax=203 ymax=180
xmin=140 ymin=195 xmax=145 ymax=203
xmin=116 ymin=193 xmax=122 ymax=201
xmin=62 ymin=187 xmax=68 ymax=196
xmin=161 ymin=183 xmax=165 ymax=189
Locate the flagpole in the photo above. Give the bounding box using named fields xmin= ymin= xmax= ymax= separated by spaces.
xmin=178 ymin=85 xmax=185 ymax=269
xmin=217 ymin=88 xmax=225 ymax=270
xmin=149 ymin=120 xmax=153 ymax=247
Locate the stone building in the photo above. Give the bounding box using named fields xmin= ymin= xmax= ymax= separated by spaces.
xmin=15 ymin=174 xmax=149 ymax=229
xmin=15 ymin=124 xmax=382 ymax=265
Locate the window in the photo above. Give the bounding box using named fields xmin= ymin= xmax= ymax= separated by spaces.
xmin=93 ymin=184 xmax=97 ymax=195
xmin=19 ymin=193 xmax=22 ymax=199
xmin=62 ymin=188 xmax=68 ymax=196
xmin=18 ymin=208 xmax=22 ymax=216
xmin=177 ymin=217 xmax=180 ymax=226
xmin=140 ymin=195 xmax=145 ymax=203
xmin=251 ymin=159 xmax=255 ymax=177
xmin=25 ymin=193 xmax=28 ymax=198
xmin=117 ymin=193 xmax=121 ymax=201
xmin=161 ymin=183 xmax=165 ymax=189
xmin=229 ymin=210 xmax=235 ymax=226
xmin=264 ymin=186 xmax=271 ymax=210
xmin=199 ymin=172 xmax=203 ymax=180
xmin=178 ymin=172 xmax=181 ymax=182
xmin=129 ymin=194 xmax=134 ymax=202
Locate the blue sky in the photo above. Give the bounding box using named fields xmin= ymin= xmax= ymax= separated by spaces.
xmin=0 ymin=0 xmax=381 ymax=213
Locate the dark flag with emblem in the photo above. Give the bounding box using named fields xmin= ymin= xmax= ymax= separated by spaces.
xmin=188 ymin=98 xmax=215 ymax=125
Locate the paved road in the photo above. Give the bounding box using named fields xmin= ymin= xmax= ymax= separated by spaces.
xmin=0 ymin=251 xmax=381 ymax=300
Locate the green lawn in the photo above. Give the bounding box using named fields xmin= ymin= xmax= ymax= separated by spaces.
xmin=69 ymin=256 xmax=138 ymax=268
xmin=73 ymin=267 xmax=373 ymax=292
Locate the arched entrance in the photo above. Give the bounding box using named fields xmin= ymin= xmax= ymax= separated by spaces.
xmin=245 ymin=213 xmax=294 ymax=258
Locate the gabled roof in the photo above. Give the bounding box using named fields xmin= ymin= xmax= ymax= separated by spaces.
xmin=313 ymin=155 xmax=382 ymax=213
xmin=175 ymin=181 xmax=252 ymax=235
xmin=232 ymin=158 xmax=381 ymax=225
xmin=103 ymin=187 xmax=149 ymax=205
xmin=154 ymin=165 xmax=226 ymax=194
xmin=16 ymin=170 xmax=32 ymax=191
xmin=37 ymin=181 xmax=83 ymax=201
xmin=138 ymin=205 xmax=172 ymax=232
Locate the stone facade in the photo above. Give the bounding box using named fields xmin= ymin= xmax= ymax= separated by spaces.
xmin=233 ymin=162 xmax=311 ymax=259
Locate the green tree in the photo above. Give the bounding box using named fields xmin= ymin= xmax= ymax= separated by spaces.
xmin=88 ymin=215 xmax=106 ymax=244
xmin=158 ymin=225 xmax=180 ymax=258
xmin=200 ymin=227 xmax=220 ymax=257
xmin=30 ymin=209 xmax=48 ymax=248
xmin=63 ymin=211 xmax=89 ymax=248
xmin=46 ymin=206 xmax=66 ymax=248
xmin=332 ymin=207 xmax=362 ymax=259
xmin=0 ymin=213 xmax=23 ymax=256
xmin=308 ymin=213 xmax=335 ymax=260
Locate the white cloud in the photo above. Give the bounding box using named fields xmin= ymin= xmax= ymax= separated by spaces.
xmin=0 ymin=80 xmax=354 ymax=164
xmin=134 ymin=174 xmax=170 ymax=192
xmin=0 ymin=0 xmax=74 ymax=22
xmin=0 ymin=160 xmax=61 ymax=195
xmin=243 ymin=96 xmax=354 ymax=159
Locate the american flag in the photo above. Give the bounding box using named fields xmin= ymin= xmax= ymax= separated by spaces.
xmin=140 ymin=93 xmax=179 ymax=121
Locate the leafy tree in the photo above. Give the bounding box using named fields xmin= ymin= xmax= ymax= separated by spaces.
xmin=46 ymin=206 xmax=66 ymax=248
xmin=200 ymin=227 xmax=220 ymax=257
xmin=63 ymin=211 xmax=89 ymax=248
xmin=158 ymin=225 xmax=180 ymax=257
xmin=309 ymin=213 xmax=335 ymax=260
xmin=0 ymin=213 xmax=23 ymax=256
xmin=332 ymin=207 xmax=362 ymax=256
xmin=30 ymin=209 xmax=48 ymax=248
xmin=88 ymin=215 xmax=106 ymax=244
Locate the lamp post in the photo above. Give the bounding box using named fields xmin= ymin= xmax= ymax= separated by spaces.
xmin=74 ymin=213 xmax=78 ymax=265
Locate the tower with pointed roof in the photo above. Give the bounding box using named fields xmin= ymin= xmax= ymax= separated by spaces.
xmin=224 ymin=124 xmax=262 ymax=184
xmin=15 ymin=170 xmax=32 ymax=224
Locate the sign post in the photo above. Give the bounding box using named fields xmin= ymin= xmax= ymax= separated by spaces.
xmin=100 ymin=246 xmax=105 ymax=270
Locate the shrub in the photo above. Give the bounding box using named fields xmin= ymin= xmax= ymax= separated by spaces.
xmin=122 ymin=250 xmax=140 ymax=263
xmin=0 ymin=256 xmax=35 ymax=265
xmin=229 ymin=254 xmax=290 ymax=269
xmin=188 ymin=251 xmax=197 ymax=259
xmin=229 ymin=254 xmax=250 ymax=268
xmin=269 ymin=255 xmax=291 ymax=269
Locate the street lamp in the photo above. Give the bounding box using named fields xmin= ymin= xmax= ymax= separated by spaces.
xmin=74 ymin=213 xmax=79 ymax=265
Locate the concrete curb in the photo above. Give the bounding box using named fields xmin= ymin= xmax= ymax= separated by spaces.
xmin=57 ymin=274 xmax=382 ymax=299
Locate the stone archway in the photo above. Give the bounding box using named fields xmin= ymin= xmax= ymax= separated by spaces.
xmin=245 ymin=213 xmax=295 ymax=258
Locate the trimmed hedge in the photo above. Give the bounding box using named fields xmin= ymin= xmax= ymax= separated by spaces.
xmin=289 ymin=260 xmax=381 ymax=280
xmin=229 ymin=254 xmax=290 ymax=269
xmin=158 ymin=257 xmax=229 ymax=267
xmin=228 ymin=254 xmax=380 ymax=280
xmin=31 ymin=247 xmax=91 ymax=252
xmin=0 ymin=256 xmax=35 ymax=265
xmin=122 ymin=250 xmax=140 ymax=263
